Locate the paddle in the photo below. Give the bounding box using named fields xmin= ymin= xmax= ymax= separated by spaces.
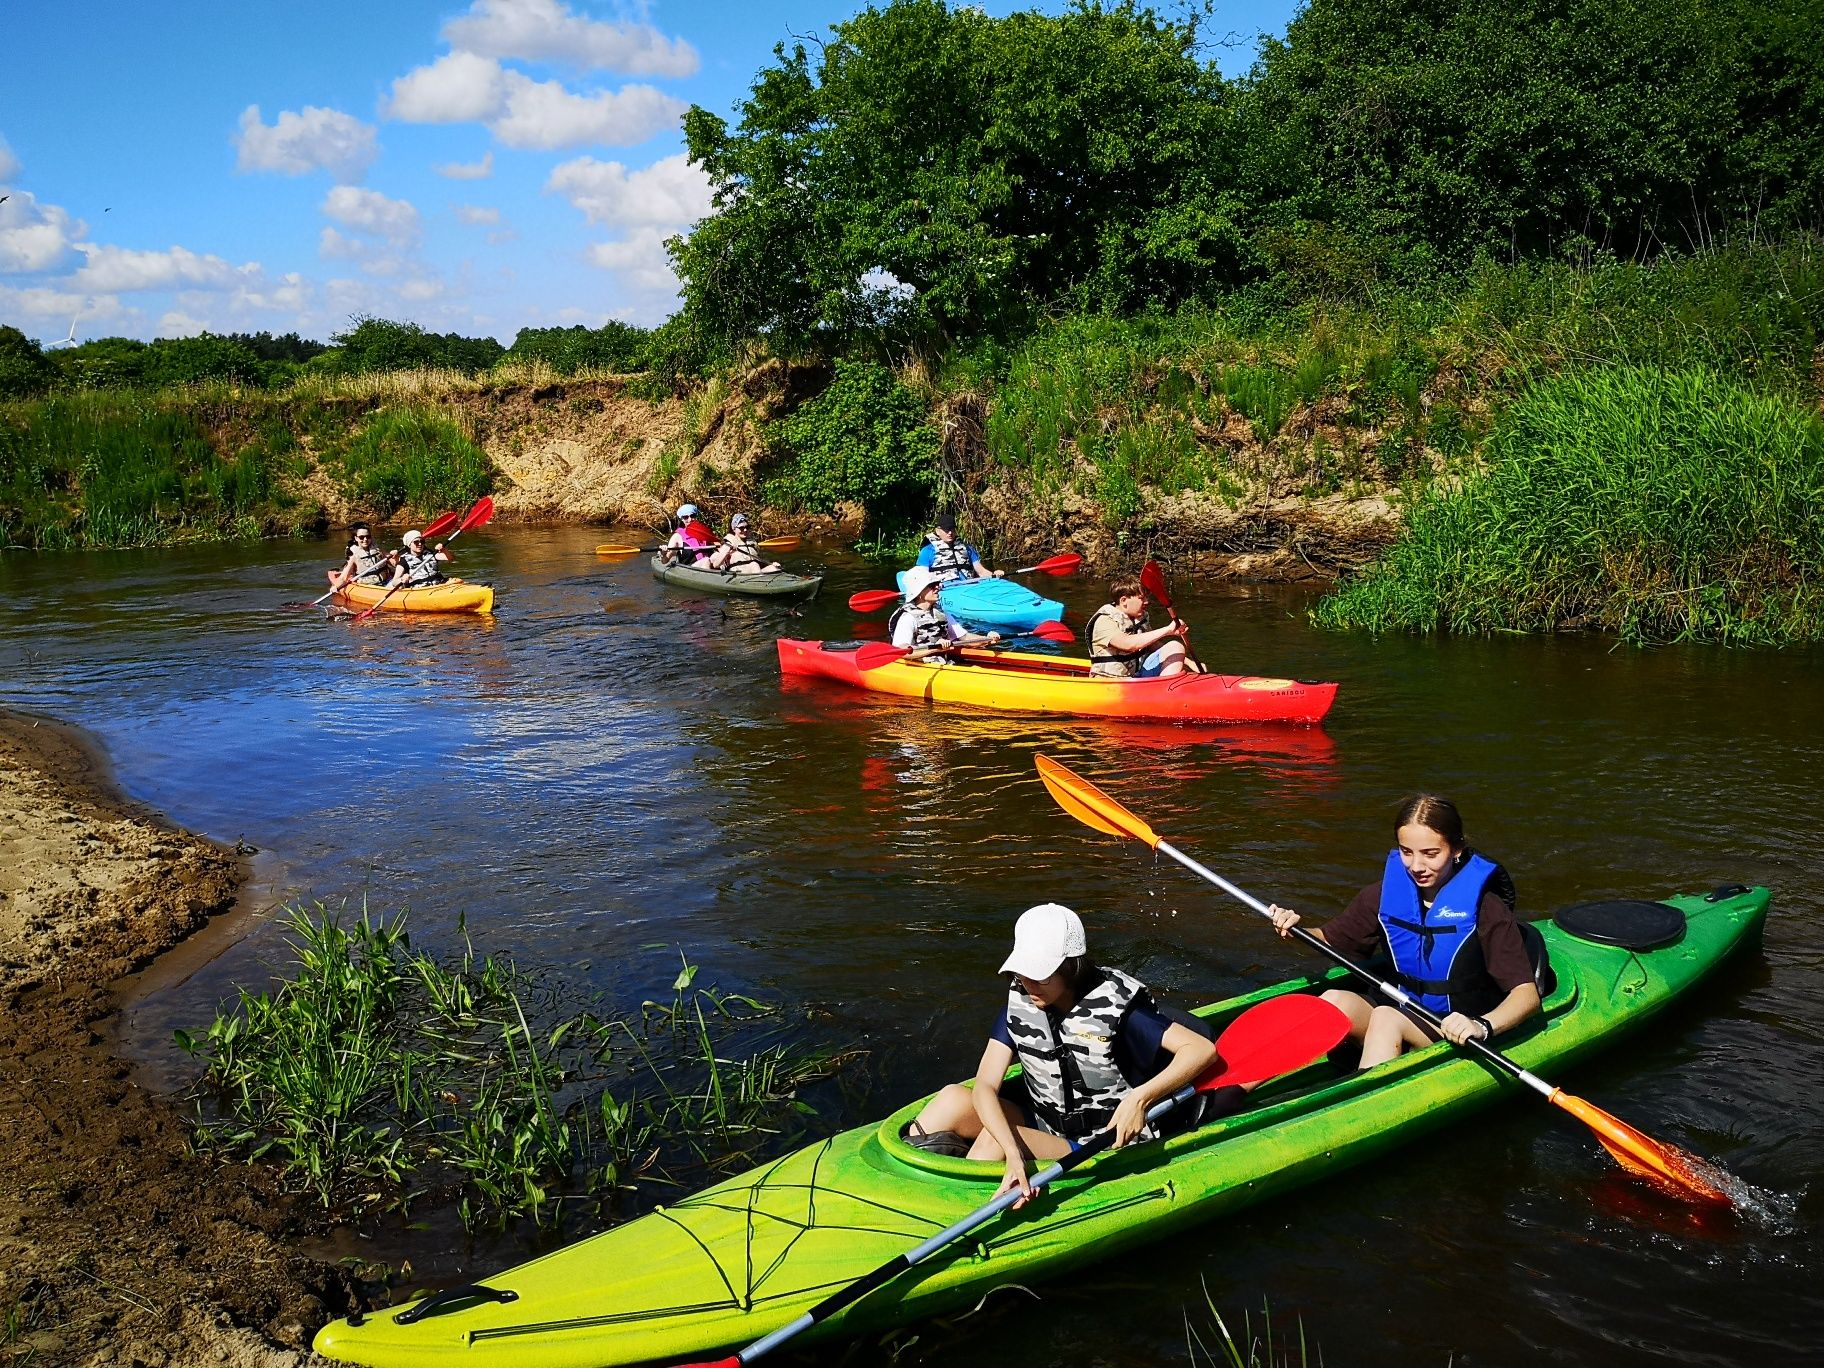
xmin=1013 ymin=553 xmax=1083 ymax=575
xmin=597 ymin=535 xmax=800 ymax=557
xmin=420 ymin=509 xmax=462 ymax=540
xmin=847 ymin=588 xmax=906 ymax=613
xmin=1139 ymin=560 xmax=1205 ymax=672
xmin=1032 ymin=753 xmax=1735 ymax=1207
xmin=673 ymin=992 xmax=1350 ymax=1368
xmin=352 ymin=498 xmax=495 ymax=623
xmin=854 ymin=622 xmax=1074 ymax=670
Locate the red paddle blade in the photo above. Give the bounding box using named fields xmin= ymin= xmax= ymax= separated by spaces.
xmin=1203 ymin=994 xmax=1351 ymax=1090
xmin=1030 ymin=553 xmax=1082 ymax=576
xmin=848 ymin=589 xmax=903 ymax=613
xmin=420 ymin=509 xmax=459 ymax=539
xmin=1028 ymin=619 xmax=1074 ymax=643
xmin=673 ymin=1358 xmax=739 ymax=1368
xmin=457 ymin=495 xmax=496 ymax=533
xmin=1139 ymin=559 xmax=1173 ymax=609
xmin=853 ymin=643 xmax=910 ymax=671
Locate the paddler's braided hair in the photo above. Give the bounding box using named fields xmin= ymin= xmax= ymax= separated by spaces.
xmin=1395 ymin=793 xmax=1517 ymax=910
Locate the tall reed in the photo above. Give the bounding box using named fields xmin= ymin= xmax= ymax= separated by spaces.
xmin=1312 ymin=367 xmax=1824 ymax=644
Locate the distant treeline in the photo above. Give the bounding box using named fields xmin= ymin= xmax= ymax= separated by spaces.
xmin=0 ymin=318 xmax=657 ymax=401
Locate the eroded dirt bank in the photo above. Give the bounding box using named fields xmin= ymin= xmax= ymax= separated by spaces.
xmin=0 ymin=712 xmax=349 ymax=1366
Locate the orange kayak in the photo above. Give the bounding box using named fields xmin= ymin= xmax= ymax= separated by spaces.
xmin=331 ymin=578 xmax=494 ymax=615
xmin=776 ymin=639 xmax=1336 ymax=723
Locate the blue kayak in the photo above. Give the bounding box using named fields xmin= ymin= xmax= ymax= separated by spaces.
xmin=894 ymin=571 xmax=1064 ymax=632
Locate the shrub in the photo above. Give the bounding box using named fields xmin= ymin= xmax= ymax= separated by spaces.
xmin=765 ymin=359 xmax=938 ymax=525
xmin=329 ymin=407 xmax=495 ymax=518
xmin=0 ymin=326 xmax=59 ymax=400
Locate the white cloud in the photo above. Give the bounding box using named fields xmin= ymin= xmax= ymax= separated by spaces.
xmin=435 ymin=151 xmax=495 ymax=180
xmin=158 ymin=311 xmax=210 ymax=337
xmin=442 ymin=0 xmax=698 ymax=78
xmin=70 ymin=243 xmax=256 ymax=293
xmin=397 ymin=277 xmax=446 ymax=302
xmin=585 ymin=225 xmax=680 ymax=297
xmin=387 ymin=55 xmax=683 ymax=149
xmin=0 ymin=189 xmax=82 ymax=273
xmin=234 ymin=105 xmax=378 ymax=181
xmin=455 ymin=204 xmax=501 ymax=225
xmin=0 ymin=284 xmax=125 ymax=336
xmin=385 ymin=52 xmax=508 ymax=124
xmin=546 ymin=152 xmax=710 ymax=229
xmin=491 ymin=72 xmax=683 ymax=149
xmin=322 ymin=186 xmax=422 ymax=244
xmin=0 ymin=134 xmax=20 ymax=182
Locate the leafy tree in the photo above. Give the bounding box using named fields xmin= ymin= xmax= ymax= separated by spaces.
xmin=1240 ymin=0 xmax=1824 ymax=268
xmin=672 ymin=0 xmax=1248 ymax=352
xmin=505 ymin=322 xmax=653 ymax=373
xmin=324 ymin=317 xmax=505 ymax=375
xmin=139 ymin=334 xmax=267 ymax=388
xmin=765 ymin=359 xmax=938 ymax=524
xmin=0 ymin=326 xmax=61 ymax=400
xmin=54 ymin=336 xmax=148 ymax=390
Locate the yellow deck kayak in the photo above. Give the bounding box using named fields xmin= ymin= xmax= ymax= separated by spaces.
xmin=331 ymin=579 xmax=494 ymax=615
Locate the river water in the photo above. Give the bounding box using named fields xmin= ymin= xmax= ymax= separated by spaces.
xmin=2 ymin=527 xmax=1819 ymax=1367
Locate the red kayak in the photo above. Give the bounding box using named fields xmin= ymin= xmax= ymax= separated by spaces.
xmin=776 ymin=639 xmax=1338 ymax=724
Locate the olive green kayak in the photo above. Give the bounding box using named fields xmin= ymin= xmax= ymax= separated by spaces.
xmin=650 ymin=553 xmax=823 ymax=598
xmin=314 ymin=884 xmax=1769 ymax=1368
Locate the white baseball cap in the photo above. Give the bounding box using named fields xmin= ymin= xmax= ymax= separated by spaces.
xmin=677 ymin=503 xmax=699 ymax=519
xmin=902 ymin=565 xmax=940 ymax=600
xmin=999 ymin=903 xmax=1087 ymax=979
xmin=403 ymin=529 xmax=424 ymax=544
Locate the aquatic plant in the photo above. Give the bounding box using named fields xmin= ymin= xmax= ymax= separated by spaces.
xmin=1311 ymin=366 xmax=1824 ymax=644
xmin=176 ymin=904 xmax=853 ymax=1231
xmin=1186 ymin=1288 xmax=1313 ymax=1368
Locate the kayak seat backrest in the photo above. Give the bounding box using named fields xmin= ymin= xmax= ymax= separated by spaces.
xmin=1551 ymin=899 xmax=1687 ymax=951
xmin=1520 ymin=920 xmax=1557 ymax=998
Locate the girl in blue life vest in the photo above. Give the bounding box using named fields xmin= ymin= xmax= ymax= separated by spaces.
xmin=1268 ymin=795 xmax=1542 ymax=1070
xmin=901 ymin=904 xmax=1238 ymax=1208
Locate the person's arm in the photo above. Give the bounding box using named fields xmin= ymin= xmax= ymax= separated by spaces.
xmin=434 ymin=543 xmax=452 ymax=563
xmin=969 ymin=549 xmax=1004 ymax=579
xmin=1440 ymin=897 xmax=1543 ymax=1045
xmin=1269 ymin=884 xmax=1381 ymax=954
xmin=968 ymin=1039 xmax=1033 ymax=1201
xmin=330 ymin=552 xmax=358 ymax=590
xmin=1440 ymin=982 xmax=1541 ymax=1047
xmin=1109 ymin=1021 xmax=1217 ymax=1147
xmin=915 ymin=544 xmax=936 ymax=568
xmin=1103 ymin=620 xmax=1183 ymax=654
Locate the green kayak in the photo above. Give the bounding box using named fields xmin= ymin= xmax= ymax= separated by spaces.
xmin=650 ymin=553 xmax=823 ymax=598
xmin=314 ymin=884 xmax=1769 ymax=1368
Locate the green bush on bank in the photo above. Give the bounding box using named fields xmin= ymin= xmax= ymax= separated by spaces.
xmin=0 ymin=391 xmax=311 ymax=549
xmin=764 ymin=358 xmax=938 ymax=528
xmin=1311 ymin=367 xmax=1824 ymax=645
xmin=325 ymin=407 xmax=495 ymax=520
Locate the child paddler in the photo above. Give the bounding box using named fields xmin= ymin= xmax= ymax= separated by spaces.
xmin=1268 ymin=795 xmax=1545 ymax=1069
xmin=1084 ymin=579 xmax=1194 ymax=678
xmin=914 ymin=511 xmax=1003 ymax=583
xmin=890 ymin=566 xmax=1002 ymax=660
xmin=903 ymin=904 xmax=1246 ymax=1207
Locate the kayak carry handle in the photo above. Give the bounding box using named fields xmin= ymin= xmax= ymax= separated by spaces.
xmin=357 ymin=1283 xmax=519 ymax=1327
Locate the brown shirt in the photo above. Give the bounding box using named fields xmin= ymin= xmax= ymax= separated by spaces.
xmin=1325 ymin=880 xmax=1536 ymax=995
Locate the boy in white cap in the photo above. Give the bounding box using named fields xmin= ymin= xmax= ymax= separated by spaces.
xmin=707 ymin=512 xmax=782 ymax=574
xmin=902 ymin=904 xmax=1235 ymax=1206
xmin=890 ymin=565 xmax=1002 ymax=660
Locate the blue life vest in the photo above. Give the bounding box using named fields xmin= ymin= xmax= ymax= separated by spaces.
xmin=1376 ymin=849 xmax=1499 ymax=1015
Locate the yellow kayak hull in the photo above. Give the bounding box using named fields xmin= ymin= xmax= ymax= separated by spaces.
xmin=332 ymin=579 xmax=495 ymax=615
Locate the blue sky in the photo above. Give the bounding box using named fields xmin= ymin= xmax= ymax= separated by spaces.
xmin=0 ymin=0 xmax=1298 ymax=345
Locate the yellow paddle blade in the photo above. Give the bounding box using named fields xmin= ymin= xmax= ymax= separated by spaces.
xmin=756 ymin=535 xmax=801 ymax=551
xmin=1549 ymin=1089 xmax=1733 ymax=1207
xmin=595 ymin=544 xmax=642 ymax=556
xmin=1034 ymin=754 xmax=1161 ymax=848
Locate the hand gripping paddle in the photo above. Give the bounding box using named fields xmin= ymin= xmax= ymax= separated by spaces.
xmin=672 ymin=993 xmax=1349 ymax=1368
xmin=1032 ymin=752 xmax=1737 ymax=1208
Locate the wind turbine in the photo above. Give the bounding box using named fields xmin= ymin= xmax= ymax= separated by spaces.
xmin=43 ymin=308 xmax=81 ymax=349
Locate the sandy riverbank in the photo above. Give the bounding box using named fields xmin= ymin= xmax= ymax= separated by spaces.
xmin=0 ymin=710 xmax=345 ymax=1366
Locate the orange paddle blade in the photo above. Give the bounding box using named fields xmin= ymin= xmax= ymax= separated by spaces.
xmin=1034 ymin=754 xmax=1161 ymax=848
xmin=756 ymin=535 xmax=801 ymax=551
xmin=1550 ymin=1089 xmax=1733 ymax=1206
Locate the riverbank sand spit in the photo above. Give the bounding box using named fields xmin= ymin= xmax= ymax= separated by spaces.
xmin=0 ymin=710 xmax=351 ymax=1366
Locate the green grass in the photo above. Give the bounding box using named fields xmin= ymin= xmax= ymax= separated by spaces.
xmin=0 ymin=390 xmax=306 ymax=549
xmin=325 ymin=406 xmax=494 ymax=520
xmin=1311 ymin=366 xmax=1824 ymax=644
xmin=177 ymin=905 xmax=854 ymax=1231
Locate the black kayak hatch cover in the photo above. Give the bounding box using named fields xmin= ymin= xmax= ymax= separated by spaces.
xmin=1552 ymin=899 xmax=1687 ymax=951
